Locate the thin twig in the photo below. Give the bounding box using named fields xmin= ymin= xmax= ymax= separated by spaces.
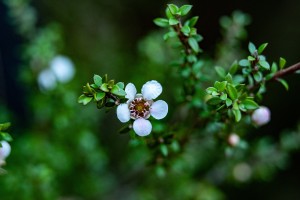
xmin=272 ymin=62 xmax=300 ymax=80
xmin=248 ymin=61 xmax=300 ymax=91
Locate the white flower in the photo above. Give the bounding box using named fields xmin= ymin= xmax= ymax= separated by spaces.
xmin=50 ymin=55 xmax=75 ymax=83
xmin=0 ymin=141 xmax=11 ymax=165
xmin=117 ymin=80 xmax=168 ymax=136
xmin=38 ymin=55 xmax=75 ymax=92
xmin=251 ymin=106 xmax=271 ymax=126
xmin=38 ymin=69 xmax=57 ymax=91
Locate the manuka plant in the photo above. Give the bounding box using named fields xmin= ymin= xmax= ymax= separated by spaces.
xmin=79 ymin=4 xmax=300 ymax=178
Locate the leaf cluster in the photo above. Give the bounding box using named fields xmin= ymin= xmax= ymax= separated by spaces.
xmin=206 ymin=74 xmax=259 ymax=122
xmin=78 ymin=74 xmax=127 ymax=109
xmin=0 ymin=122 xmax=12 ymax=143
xmin=238 ymin=43 xmax=288 ymax=91
xmin=154 ymin=4 xmax=203 ymax=53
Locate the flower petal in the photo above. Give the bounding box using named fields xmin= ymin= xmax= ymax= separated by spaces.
xmin=116 ymin=104 xmax=130 ymax=123
xmin=0 ymin=141 xmax=11 ymax=160
xmin=133 ymin=118 xmax=152 ymax=136
xmin=125 ymin=83 xmax=137 ymax=101
xmin=150 ymin=100 xmax=168 ymax=119
xmin=141 ymin=80 xmax=162 ymax=100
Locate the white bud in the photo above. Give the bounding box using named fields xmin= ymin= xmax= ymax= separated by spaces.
xmin=228 ymin=133 xmax=240 ymax=146
xmin=251 ymin=106 xmax=271 ymax=126
xmin=0 ymin=141 xmax=11 ymax=160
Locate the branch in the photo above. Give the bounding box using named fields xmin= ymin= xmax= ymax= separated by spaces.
xmin=172 ymin=23 xmax=192 ymax=55
xmin=249 ymin=61 xmax=300 ymax=91
xmin=272 ymin=62 xmax=300 ymax=80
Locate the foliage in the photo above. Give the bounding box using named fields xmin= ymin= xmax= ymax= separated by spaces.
xmin=1 ymin=1 xmax=300 ymax=200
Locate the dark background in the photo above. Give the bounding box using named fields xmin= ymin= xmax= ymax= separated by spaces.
xmin=1 ymin=0 xmax=299 ymax=199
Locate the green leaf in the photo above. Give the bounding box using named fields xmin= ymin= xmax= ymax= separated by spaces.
xmin=90 ymin=84 xmax=98 ymax=89
xmin=259 ymin=60 xmax=270 ymax=70
xmin=239 ymin=104 xmax=246 ymax=112
xmin=93 ymin=75 xmax=102 ymax=87
xmin=277 ymin=78 xmax=289 ymax=90
xmin=78 ymin=95 xmax=93 ymax=105
xmin=84 ymin=83 xmax=94 ymax=93
xmin=207 ymin=97 xmax=222 ymax=105
xmin=116 ymin=82 xmax=125 ymax=89
xmin=190 ymin=28 xmax=197 ymax=35
xmin=220 ymin=93 xmax=227 ymax=100
xmin=169 ymin=18 xmax=179 ymax=25
xmin=257 ymin=43 xmax=268 ymax=54
xmin=0 ymin=132 xmax=12 ymax=142
xmin=233 ymin=100 xmax=239 ymax=110
xmin=248 ymin=75 xmax=254 ymax=85
xmin=233 ymin=75 xmax=245 ymax=84
xmin=153 ymin=18 xmax=169 ymax=27
xmin=167 ymin=4 xmax=179 ymax=15
xmin=163 ymin=31 xmax=177 ymax=40
xmin=100 ymin=83 xmax=109 ymax=92
xmin=111 ymin=85 xmax=126 ymax=96
xmin=226 ymin=98 xmax=232 ymax=107
xmin=226 ymin=84 xmax=238 ymax=100
xmin=248 ymin=42 xmax=256 ymax=55
xmin=188 ymin=37 xmax=199 ymax=52
xmin=187 ymin=55 xmax=197 ymax=63
xmin=232 ymin=109 xmax=242 ymax=122
xmin=206 ymin=87 xmax=217 ymax=94
xmin=225 ymin=73 xmax=233 ymax=83
xmin=212 ymin=91 xmax=219 ymax=96
xmin=0 ymin=122 xmax=11 ymax=131
xmin=160 ymin=144 xmax=168 ymax=157
xmin=279 ymin=57 xmax=286 ymax=70
xmin=179 ymin=5 xmax=192 ymax=16
xmin=242 ymin=99 xmax=259 ymax=110
xmin=271 ymin=62 xmax=278 ymax=73
xmin=170 ymin=141 xmax=180 ymax=153
xmin=185 ymin=16 xmax=198 ymax=27
xmin=253 ymin=71 xmax=263 ymax=82
xmin=181 ymin=25 xmax=191 ymax=36
xmin=239 ymin=59 xmax=250 ymax=67
xmin=95 ymin=92 xmax=105 ymax=101
xmin=97 ymin=99 xmax=105 ymax=109
xmin=215 ymin=66 xmax=226 ymax=78
xmin=214 ymin=81 xmax=227 ymax=92
xmin=229 ymin=60 xmax=239 ymax=75
xmin=165 ymin=7 xmax=173 ymax=19
xmin=248 ymin=56 xmax=255 ymax=61
xmin=107 ymin=80 xmax=115 ymax=88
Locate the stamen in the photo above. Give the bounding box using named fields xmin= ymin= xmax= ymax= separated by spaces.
xmin=129 ymin=97 xmax=151 ymax=119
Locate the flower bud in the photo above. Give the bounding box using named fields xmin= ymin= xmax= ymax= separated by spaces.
xmin=228 ymin=133 xmax=240 ymax=146
xmin=0 ymin=141 xmax=11 ymax=160
xmin=251 ymin=106 xmax=271 ymax=126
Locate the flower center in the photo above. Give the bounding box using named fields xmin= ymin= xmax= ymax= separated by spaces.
xmin=129 ymin=97 xmax=151 ymax=119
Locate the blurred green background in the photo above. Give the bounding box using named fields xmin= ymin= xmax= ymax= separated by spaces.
xmin=0 ymin=0 xmax=300 ymax=199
